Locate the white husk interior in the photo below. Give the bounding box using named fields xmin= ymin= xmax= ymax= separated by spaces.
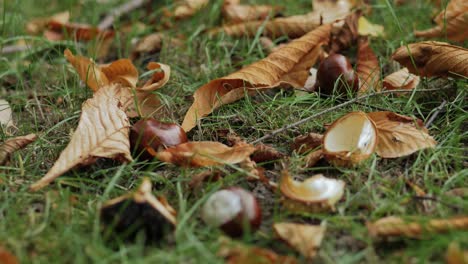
xmin=201 ymin=190 xmax=242 ymax=227
xmin=324 ymin=113 xmax=376 ymax=155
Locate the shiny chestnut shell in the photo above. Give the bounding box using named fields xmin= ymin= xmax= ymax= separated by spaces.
xmin=130 ymin=119 xmax=188 ymax=159
xmin=316 ymin=54 xmax=359 ymax=95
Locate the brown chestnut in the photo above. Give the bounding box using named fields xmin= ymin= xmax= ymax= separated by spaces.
xmin=130 ymin=118 xmax=188 ymax=159
xmin=316 ymin=54 xmax=359 ymax=95
xmin=201 ymin=187 xmax=261 ymax=237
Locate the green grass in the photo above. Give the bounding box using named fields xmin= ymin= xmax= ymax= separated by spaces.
xmin=1 ymin=0 xmax=467 ymax=263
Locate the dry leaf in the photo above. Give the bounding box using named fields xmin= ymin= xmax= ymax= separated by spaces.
xmin=367 ymin=111 xmax=436 ymax=158
xmin=0 ymin=134 xmax=37 ymax=166
xmin=280 ymin=170 xmax=345 ymax=213
xmin=223 ymin=3 xmax=283 ymax=24
xmin=188 ymin=169 xmax=223 ymax=188
xmin=356 ymin=37 xmax=380 ymax=93
xmin=391 ymin=41 xmax=468 ymax=78
xmin=415 ymin=0 xmax=468 ymax=41
xmin=367 ymin=216 xmax=468 ymax=239
xmin=251 ymin=144 xmax=284 ymax=163
xmin=446 ymin=242 xmax=468 ymax=264
xmin=211 ymin=0 xmax=353 ymax=38
xmin=130 ymin=33 xmax=183 ymax=59
xmin=46 ymin=20 xmax=114 ymax=41
xmin=273 ymin=222 xmax=326 ymax=259
xmin=0 ymin=246 xmax=19 ymax=264
xmin=0 ymin=99 xmax=14 ymax=130
xmin=303 ymin=149 xmax=324 ymax=168
xmin=64 ymin=49 xmax=109 ymax=92
xmin=150 ymin=141 xmax=255 ymax=167
xmin=30 ymin=85 xmax=132 ymax=191
xmin=218 ymin=237 xmax=297 ymax=264
xmin=182 ymin=24 xmax=332 ymax=131
xmin=172 ymin=0 xmax=208 ymax=19
xmin=291 ymin=132 xmax=323 ymax=154
xmin=330 ymin=11 xmax=360 ymax=53
xmin=100 ymin=59 xmax=139 ymax=88
xmin=383 ymin=68 xmax=420 ymax=91
xmin=358 ymin=16 xmax=385 ymax=37
xmin=25 ymin=11 xmax=70 ymax=35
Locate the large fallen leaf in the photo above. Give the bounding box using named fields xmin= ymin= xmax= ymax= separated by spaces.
xmin=391 ymin=41 xmax=468 ymax=78
xmin=64 ymin=49 xmax=170 ymax=118
xmin=218 ymin=237 xmax=297 ymax=264
xmin=222 ymin=3 xmax=283 ymax=24
xmin=30 ymin=85 xmax=132 ymax=191
xmin=367 ymin=216 xmax=468 ymax=239
xmin=150 ymin=141 xmax=255 ymax=167
xmin=383 ymin=68 xmax=420 ymax=91
xmin=182 ymin=24 xmax=332 ymax=131
xmin=0 ymin=134 xmax=37 ymax=166
xmin=414 ymin=0 xmax=468 ymax=41
xmin=211 ymin=0 xmax=353 ymax=38
xmin=0 ymin=99 xmax=14 ymax=129
xmin=356 ymin=37 xmax=380 ymax=93
xmin=367 ymin=111 xmax=436 ymax=158
xmin=280 ymin=170 xmax=345 ymax=213
xmin=273 ymin=222 xmax=326 ymax=259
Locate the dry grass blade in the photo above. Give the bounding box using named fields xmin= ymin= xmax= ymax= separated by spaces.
xmin=356 ymin=37 xmax=380 ymax=93
xmin=182 ymin=24 xmax=332 ymax=131
xmin=273 ymin=222 xmax=326 ymax=259
xmin=367 ymin=216 xmax=468 ymax=238
xmin=30 ymin=85 xmax=132 ymax=191
xmin=0 ymin=134 xmax=37 ymax=166
xmin=367 ymin=111 xmax=436 ymax=158
xmin=391 ymin=41 xmax=468 ymax=78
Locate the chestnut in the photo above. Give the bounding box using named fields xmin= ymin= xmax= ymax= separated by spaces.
xmin=316 ymin=54 xmax=359 ymax=95
xmin=201 ymin=187 xmax=261 ymax=237
xmin=130 ymin=118 xmax=188 ymax=160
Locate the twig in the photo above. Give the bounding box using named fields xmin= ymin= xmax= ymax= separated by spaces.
xmin=250 ymin=87 xmax=456 ymax=144
xmin=98 ymin=0 xmax=146 ymax=30
xmin=425 ymin=100 xmax=447 ymax=128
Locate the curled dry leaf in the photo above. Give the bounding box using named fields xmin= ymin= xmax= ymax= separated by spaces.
xmin=218 ymin=237 xmax=297 ymax=264
xmin=367 ymin=111 xmax=436 ymax=158
xmin=356 ymin=38 xmax=380 ymax=93
xmin=330 ymin=10 xmax=360 ymax=53
xmin=383 ymin=68 xmax=420 ymax=91
xmin=280 ymin=170 xmax=345 ymax=213
xmin=323 ymin=112 xmax=378 ymax=167
xmin=414 ymin=0 xmax=468 ymax=41
xmin=446 ymin=242 xmax=468 ymax=264
xmin=173 ymin=0 xmax=208 ymax=19
xmin=101 ymin=178 xmax=176 ymax=242
xmin=251 ymin=143 xmax=284 ymax=163
xmin=303 ymin=149 xmax=324 ymax=168
xmin=273 ymin=222 xmax=326 ymax=259
xmin=0 ymin=246 xmax=19 ymax=264
xmin=211 ymin=0 xmax=353 ymax=38
xmin=222 ymin=3 xmax=283 ymax=24
xmin=0 ymin=134 xmax=37 ymax=166
xmin=64 ymin=49 xmax=109 ymax=92
xmin=150 ymin=141 xmax=255 ymax=167
xmin=130 ymin=33 xmax=183 ymax=60
xmin=182 ymin=24 xmax=332 ymax=131
xmin=367 ymin=216 xmax=468 ymax=239
xmin=292 ymin=132 xmax=323 ymax=154
xmin=0 ymin=99 xmax=14 ymax=130
xmin=30 ymin=85 xmax=132 ymax=191
xmin=391 ymin=41 xmax=468 ymax=78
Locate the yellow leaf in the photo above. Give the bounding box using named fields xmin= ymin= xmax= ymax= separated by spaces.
xmin=391 ymin=41 xmax=468 ymax=78
xmin=30 ymin=85 xmax=132 ymax=191
xmin=182 ymin=24 xmax=332 ymax=131
xmin=367 ymin=111 xmax=436 ymax=158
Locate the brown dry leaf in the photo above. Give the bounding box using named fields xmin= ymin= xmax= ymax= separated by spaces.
xmin=446 ymin=242 xmax=468 ymax=264
xmin=292 ymin=132 xmax=323 ymax=154
xmin=64 ymin=49 xmax=110 ymax=92
xmin=222 ymin=3 xmax=283 ymax=24
xmin=26 ymin=11 xmax=70 ymax=35
xmin=172 ymin=0 xmax=209 ymax=19
xmin=280 ymin=170 xmax=345 ymax=213
xmin=367 ymin=111 xmax=436 ymax=158
xmin=273 ymin=222 xmax=326 ymax=259
xmin=415 ymin=0 xmax=468 ymax=41
xmin=391 ymin=41 xmax=468 ymax=78
xmin=150 ymin=141 xmax=255 ymax=167
xmin=330 ymin=10 xmax=361 ymax=53
xmin=46 ymin=20 xmax=114 ymax=42
xmin=303 ymin=149 xmax=324 ymax=168
xmin=211 ymin=0 xmax=353 ymax=38
xmin=30 ymin=85 xmax=132 ymax=191
xmin=0 ymin=134 xmax=37 ymax=166
xmin=367 ymin=216 xmax=468 ymax=239
xmin=182 ymin=24 xmax=332 ymax=131
xmin=0 ymin=246 xmax=19 ymax=264
xmin=356 ymin=37 xmax=381 ymax=93
xmin=218 ymin=237 xmax=297 ymax=264
xmin=130 ymin=33 xmax=183 ymax=60
xmin=383 ymin=68 xmax=420 ymax=91
xmin=251 ymin=143 xmax=284 ymax=163
xmin=100 ymin=59 xmax=139 ymax=88
xmin=188 ymin=169 xmax=224 ymax=188
xmin=358 ymin=16 xmax=385 ymax=37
